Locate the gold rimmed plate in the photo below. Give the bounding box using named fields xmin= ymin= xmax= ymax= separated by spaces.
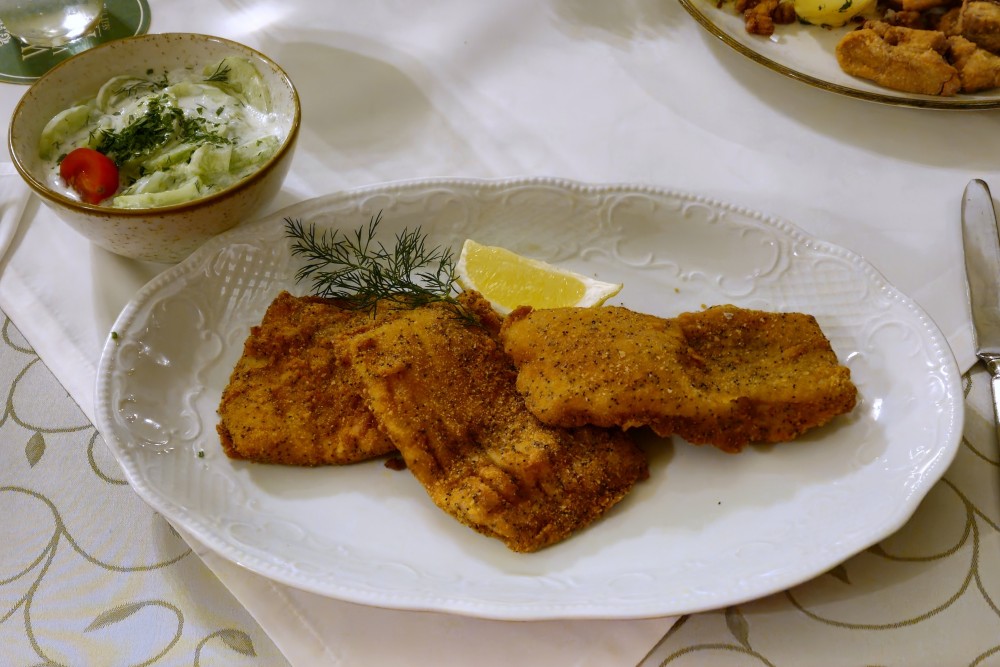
xmin=680 ymin=0 xmax=1000 ymax=109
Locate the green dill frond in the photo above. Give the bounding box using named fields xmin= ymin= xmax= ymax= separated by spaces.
xmin=95 ymin=95 xmax=176 ymax=165
xmin=177 ymin=114 xmax=233 ymax=146
xmin=204 ymin=62 xmax=232 ymax=83
xmin=113 ymin=71 xmax=170 ymax=99
xmin=94 ymin=95 xmax=232 ymax=167
xmin=285 ymin=213 xmax=474 ymax=322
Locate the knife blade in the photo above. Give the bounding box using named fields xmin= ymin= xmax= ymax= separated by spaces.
xmin=963 ymin=179 xmax=1000 ymax=364
xmin=962 ymin=179 xmax=1000 ymax=444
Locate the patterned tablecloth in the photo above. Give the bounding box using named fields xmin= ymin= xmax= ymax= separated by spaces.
xmin=2 ymin=304 xmax=998 ymax=665
xmin=1 ymin=313 xmax=288 ymax=665
xmin=2 ymin=0 xmax=1000 ymax=663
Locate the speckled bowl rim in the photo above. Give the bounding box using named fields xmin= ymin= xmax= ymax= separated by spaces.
xmin=8 ymin=32 xmax=301 ymax=216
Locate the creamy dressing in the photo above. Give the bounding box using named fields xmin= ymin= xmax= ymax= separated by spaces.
xmin=39 ymin=58 xmax=285 ymax=208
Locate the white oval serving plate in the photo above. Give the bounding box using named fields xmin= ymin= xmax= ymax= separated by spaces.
xmin=95 ymin=177 xmax=963 ymax=620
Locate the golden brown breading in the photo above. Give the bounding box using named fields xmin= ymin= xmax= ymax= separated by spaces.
xmin=500 ymin=306 xmax=709 ymax=430
xmin=499 ymin=304 xmax=857 ymax=453
xmin=959 ymin=0 xmax=1000 ymax=52
xmin=900 ymin=0 xmax=956 ymax=12
xmin=937 ymin=6 xmax=964 ymax=35
xmin=948 ymin=34 xmax=1000 ymax=89
xmin=836 ymin=21 xmax=962 ymax=95
xmin=343 ymin=302 xmax=648 ymax=553
xmin=671 ymin=305 xmax=858 ymax=450
xmin=217 ymin=291 xmax=395 ymax=466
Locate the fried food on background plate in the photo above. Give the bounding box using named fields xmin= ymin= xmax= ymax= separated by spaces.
xmin=959 ymin=0 xmax=1000 ymax=53
xmin=343 ymin=297 xmax=648 ymax=553
xmin=835 ymin=17 xmax=1000 ymax=94
xmin=836 ymin=21 xmax=962 ymax=96
xmin=499 ymin=304 xmax=857 ymax=453
xmin=217 ymin=290 xmax=396 ymax=466
xmin=947 ymin=35 xmax=1000 ymax=91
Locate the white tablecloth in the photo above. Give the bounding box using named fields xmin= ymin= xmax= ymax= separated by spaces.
xmin=1 ymin=1 xmax=995 ymax=664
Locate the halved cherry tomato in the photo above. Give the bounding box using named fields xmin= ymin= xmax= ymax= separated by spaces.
xmin=59 ymin=147 xmax=119 ymax=205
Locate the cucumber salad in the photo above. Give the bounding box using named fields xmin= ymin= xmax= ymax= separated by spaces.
xmin=39 ymin=57 xmax=285 ymax=208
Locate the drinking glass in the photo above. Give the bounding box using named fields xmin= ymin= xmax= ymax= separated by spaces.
xmin=0 ymin=0 xmax=103 ymax=48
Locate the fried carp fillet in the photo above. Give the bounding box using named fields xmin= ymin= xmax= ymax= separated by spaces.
xmin=836 ymin=21 xmax=962 ymax=96
xmin=217 ymin=291 xmax=395 ymax=466
xmin=959 ymin=0 xmax=1000 ymax=53
xmin=343 ymin=300 xmax=648 ymax=553
xmin=947 ymin=35 xmax=1000 ymax=91
xmin=499 ymin=304 xmax=857 ymax=453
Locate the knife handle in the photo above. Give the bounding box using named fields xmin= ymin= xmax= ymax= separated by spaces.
xmin=984 ymin=357 xmax=1000 ymax=444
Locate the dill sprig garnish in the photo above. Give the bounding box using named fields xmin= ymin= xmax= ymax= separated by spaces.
xmin=204 ymin=62 xmax=231 ymax=83
xmin=285 ymin=213 xmax=472 ymax=320
xmin=112 ymin=70 xmax=170 ymax=99
xmin=93 ymin=96 xmax=178 ymax=165
xmin=177 ymin=114 xmax=233 ymax=146
xmin=93 ymin=94 xmax=233 ymax=168
xmin=110 ymin=61 xmax=229 ymax=102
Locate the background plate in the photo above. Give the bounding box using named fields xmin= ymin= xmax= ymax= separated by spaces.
xmin=95 ymin=177 xmax=963 ymax=620
xmin=680 ymin=0 xmax=1000 ymax=109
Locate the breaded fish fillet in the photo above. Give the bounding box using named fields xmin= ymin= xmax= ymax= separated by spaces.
xmin=501 ymin=306 xmax=708 ymax=429
xmin=959 ymin=0 xmax=1000 ymax=53
xmin=343 ymin=300 xmax=648 ymax=552
xmin=947 ymin=35 xmax=1000 ymax=91
xmin=672 ymin=305 xmax=858 ymax=450
xmin=499 ymin=304 xmax=857 ymax=453
xmin=836 ymin=21 xmax=962 ymax=96
xmin=217 ymin=291 xmax=395 ymax=466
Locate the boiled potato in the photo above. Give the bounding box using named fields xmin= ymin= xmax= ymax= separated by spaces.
xmin=794 ymin=0 xmax=875 ymax=26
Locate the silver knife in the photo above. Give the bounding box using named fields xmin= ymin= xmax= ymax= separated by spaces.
xmin=962 ymin=179 xmax=1000 ymax=431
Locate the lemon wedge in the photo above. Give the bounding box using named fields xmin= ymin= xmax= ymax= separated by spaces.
xmin=455 ymin=239 xmax=622 ymax=313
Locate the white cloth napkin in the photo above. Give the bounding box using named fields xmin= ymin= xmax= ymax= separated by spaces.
xmin=179 ymin=529 xmax=674 ymax=667
xmin=0 ymin=163 xmax=29 ymax=265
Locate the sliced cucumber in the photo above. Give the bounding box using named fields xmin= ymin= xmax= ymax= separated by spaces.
xmin=112 ymin=178 xmax=202 ymax=208
xmin=230 ymin=135 xmax=280 ymax=173
xmin=95 ymin=75 xmax=152 ymax=112
xmin=39 ymin=104 xmax=92 ymax=159
xmin=204 ymin=57 xmax=271 ymax=112
xmin=189 ymin=144 xmax=232 ymax=178
xmin=142 ymin=143 xmax=198 ymax=172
